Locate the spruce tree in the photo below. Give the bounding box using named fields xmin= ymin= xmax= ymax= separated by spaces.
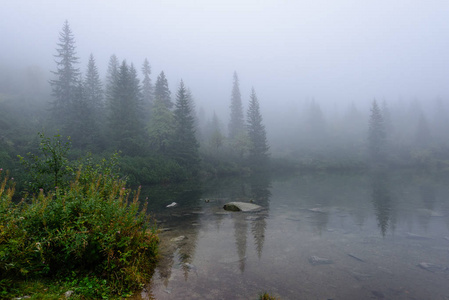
xmin=154 ymin=71 xmax=172 ymax=109
xmin=186 ymin=87 xmax=200 ymax=141
xmin=141 ymin=58 xmax=154 ymax=113
xmin=50 ymin=20 xmax=80 ymax=127
xmin=171 ymin=80 xmax=200 ymax=172
xmin=246 ymin=88 xmax=269 ymax=167
xmin=368 ymin=100 xmax=386 ymax=163
xmin=228 ymin=71 xmax=245 ymax=140
xmin=105 ymin=54 xmax=119 ymax=104
xmin=209 ymin=111 xmax=224 ymax=152
xmin=68 ymin=81 xmax=96 ymax=149
xmin=147 ymin=96 xmax=174 ymax=153
xmin=84 ymin=54 xmax=104 ymax=113
xmin=107 ymin=60 xmax=145 ymax=155
xmin=71 ymin=54 xmax=104 ymax=150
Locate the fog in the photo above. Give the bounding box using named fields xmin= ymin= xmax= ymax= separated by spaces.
xmin=1 ymin=0 xmax=449 ymax=158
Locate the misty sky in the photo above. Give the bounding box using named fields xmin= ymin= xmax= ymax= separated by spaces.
xmin=1 ymin=0 xmax=449 ymax=116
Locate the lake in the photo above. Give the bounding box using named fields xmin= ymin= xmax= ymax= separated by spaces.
xmin=135 ymin=170 xmax=449 ymax=300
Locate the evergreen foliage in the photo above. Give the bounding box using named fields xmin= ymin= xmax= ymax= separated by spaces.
xmin=147 ymin=97 xmax=175 ymax=153
xmin=81 ymin=54 xmax=104 ymax=150
xmin=141 ymin=58 xmax=154 ymax=112
xmin=84 ymin=54 xmax=104 ymax=113
xmin=107 ymin=61 xmax=145 ymax=155
xmin=66 ymin=82 xmax=97 ymax=150
xmin=49 ymin=20 xmax=80 ymax=129
xmin=105 ymin=54 xmax=119 ymax=104
xmin=154 ymin=71 xmax=172 ymax=109
xmin=171 ymin=80 xmax=200 ymax=173
xmin=368 ymin=100 xmax=386 ymax=163
xmin=228 ymin=71 xmax=245 ymax=141
xmin=209 ymin=111 xmax=224 ymax=152
xmin=247 ymin=88 xmax=269 ymax=167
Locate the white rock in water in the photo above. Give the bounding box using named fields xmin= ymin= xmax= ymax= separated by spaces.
xmin=166 ymin=202 xmax=177 ymax=208
xmin=170 ymin=235 xmax=187 ymax=242
xmin=223 ymin=202 xmax=262 ymax=212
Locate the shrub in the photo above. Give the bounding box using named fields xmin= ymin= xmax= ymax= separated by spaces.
xmin=18 ymin=132 xmax=73 ymax=194
xmin=0 ymin=165 xmax=159 ymax=297
xmin=259 ymin=292 xmax=281 ymax=300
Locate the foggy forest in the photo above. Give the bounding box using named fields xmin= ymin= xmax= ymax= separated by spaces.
xmin=1 ymin=20 xmax=449 ymax=187
xmin=1 ymin=1 xmax=449 ymax=299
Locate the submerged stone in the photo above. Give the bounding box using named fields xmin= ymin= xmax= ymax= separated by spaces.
xmin=347 ymin=253 xmax=365 ymax=262
xmin=418 ymin=262 xmax=448 ymax=273
xmin=308 ymin=255 xmax=333 ymax=265
xmin=223 ymin=202 xmax=262 ymax=212
xmin=170 ymin=235 xmax=187 ymax=242
xmin=405 ymin=232 xmax=430 ymax=240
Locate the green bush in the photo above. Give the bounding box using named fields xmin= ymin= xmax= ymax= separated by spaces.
xmin=119 ymin=155 xmax=189 ymax=185
xmin=0 ymin=166 xmax=159 ymax=297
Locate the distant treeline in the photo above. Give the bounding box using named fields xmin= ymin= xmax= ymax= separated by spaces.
xmin=1 ymin=21 xmax=448 ymax=190
xmin=0 ymin=21 xmax=269 ymax=187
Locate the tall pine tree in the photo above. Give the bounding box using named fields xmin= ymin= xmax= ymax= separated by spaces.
xmin=246 ymin=88 xmax=269 ymax=167
xmin=105 ymin=54 xmax=119 ymax=104
xmin=209 ymin=111 xmax=224 ymax=153
xmin=147 ymin=71 xmax=174 ymax=153
xmin=228 ymin=71 xmax=245 ymax=140
xmin=147 ymin=96 xmax=174 ymax=153
xmin=50 ymin=20 xmax=80 ymax=128
xmin=84 ymin=54 xmax=104 ymax=114
xmin=171 ymin=80 xmax=200 ymax=172
xmin=368 ymin=100 xmax=386 ymax=163
xmin=107 ymin=60 xmax=145 ymax=155
xmin=154 ymin=71 xmax=172 ymax=109
xmin=68 ymin=54 xmax=104 ymax=150
xmin=141 ymin=58 xmax=154 ymax=114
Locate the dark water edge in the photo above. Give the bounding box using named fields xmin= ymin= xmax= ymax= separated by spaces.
xmin=132 ymin=170 xmax=449 ymax=300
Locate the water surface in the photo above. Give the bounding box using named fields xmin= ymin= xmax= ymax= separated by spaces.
xmin=137 ymin=170 xmax=449 ymax=300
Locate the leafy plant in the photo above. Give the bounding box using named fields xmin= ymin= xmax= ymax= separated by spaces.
xmin=18 ymin=132 xmax=72 ymax=193
xmin=0 ymin=158 xmax=159 ymax=298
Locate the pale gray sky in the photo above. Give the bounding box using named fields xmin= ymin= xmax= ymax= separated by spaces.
xmin=1 ymin=0 xmax=449 ymax=115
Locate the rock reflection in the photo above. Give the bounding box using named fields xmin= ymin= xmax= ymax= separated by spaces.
xmin=248 ymin=173 xmax=271 ymax=259
xmin=230 ymin=173 xmax=273 ymax=271
xmin=234 ymin=214 xmax=248 ymax=272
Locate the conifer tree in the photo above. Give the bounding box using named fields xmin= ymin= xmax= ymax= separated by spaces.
xmin=105 ymin=54 xmax=119 ymax=103
xmin=154 ymin=71 xmax=172 ymax=109
xmin=50 ymin=20 xmax=80 ymax=127
xmin=141 ymin=58 xmax=154 ymax=113
xmin=368 ymin=100 xmax=386 ymax=163
xmin=246 ymin=88 xmax=269 ymax=167
xmin=228 ymin=71 xmax=245 ymax=140
xmin=147 ymin=97 xmax=174 ymax=153
xmin=171 ymin=80 xmax=200 ymax=171
xmin=76 ymin=54 xmax=104 ymax=150
xmin=84 ymin=54 xmax=104 ymax=115
xmin=107 ymin=60 xmax=145 ymax=155
xmin=209 ymin=111 xmax=224 ymax=152
xmin=186 ymin=87 xmax=200 ymax=141
xmin=68 ymin=81 xmax=96 ymax=149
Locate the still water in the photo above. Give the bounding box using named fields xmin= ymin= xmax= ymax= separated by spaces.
xmin=137 ymin=170 xmax=449 ymax=300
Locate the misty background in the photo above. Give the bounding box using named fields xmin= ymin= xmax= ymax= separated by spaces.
xmin=1 ymin=0 xmax=449 ymax=162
